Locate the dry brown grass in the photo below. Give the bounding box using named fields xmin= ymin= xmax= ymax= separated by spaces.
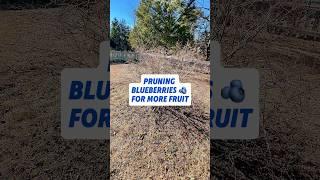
xmin=211 ymin=33 xmax=320 ymax=179
xmin=1 ymin=3 xmax=320 ymax=179
xmin=0 ymin=7 xmax=109 ymax=179
xmin=110 ymin=55 xmax=210 ymax=179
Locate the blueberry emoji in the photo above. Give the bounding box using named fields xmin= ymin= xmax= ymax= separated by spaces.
xmin=229 ymin=86 xmax=245 ymax=103
xmin=179 ymin=87 xmax=187 ymax=94
xmin=221 ymin=86 xmax=230 ymax=99
xmin=230 ymin=80 xmax=242 ymax=88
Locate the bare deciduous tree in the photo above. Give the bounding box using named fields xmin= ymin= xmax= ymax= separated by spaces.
xmin=210 ymin=0 xmax=307 ymax=61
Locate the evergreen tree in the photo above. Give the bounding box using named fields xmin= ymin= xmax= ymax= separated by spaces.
xmin=110 ymin=18 xmax=131 ymax=51
xmin=129 ymin=0 xmax=200 ymax=49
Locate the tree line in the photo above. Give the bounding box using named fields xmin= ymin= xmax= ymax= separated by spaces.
xmin=110 ymin=0 xmax=209 ymax=53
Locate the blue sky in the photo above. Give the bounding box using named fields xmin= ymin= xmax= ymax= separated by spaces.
xmin=110 ymin=0 xmax=140 ymax=27
xmin=110 ymin=0 xmax=210 ymax=27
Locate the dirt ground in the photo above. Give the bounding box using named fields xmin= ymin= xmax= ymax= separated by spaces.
xmin=0 ymin=8 xmax=109 ymax=179
xmin=110 ymin=60 xmax=210 ymax=179
xmin=211 ymin=34 xmax=320 ymax=179
xmin=1 ymin=7 xmax=320 ymax=179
